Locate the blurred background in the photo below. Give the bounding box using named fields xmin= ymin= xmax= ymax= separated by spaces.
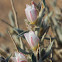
xmin=0 ymin=0 xmax=62 ymax=62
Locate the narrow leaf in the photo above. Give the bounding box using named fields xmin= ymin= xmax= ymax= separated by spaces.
xmin=42 ymin=41 xmax=54 ymax=60
xmin=17 ymin=46 xmax=31 ymax=55
xmin=5 ymin=54 xmax=12 ymax=62
xmin=43 ymin=0 xmax=46 ymax=7
xmin=17 ymin=30 xmax=29 ymax=38
xmin=31 ymin=53 xmax=36 ymax=62
xmin=8 ymin=11 xmax=15 ymax=27
xmin=13 ymin=28 xmax=24 ymax=34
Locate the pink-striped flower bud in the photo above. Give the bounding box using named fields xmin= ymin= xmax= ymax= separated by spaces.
xmin=24 ymin=31 xmax=39 ymax=51
xmin=25 ymin=4 xmax=37 ymax=24
xmin=12 ymin=52 xmax=27 ymax=62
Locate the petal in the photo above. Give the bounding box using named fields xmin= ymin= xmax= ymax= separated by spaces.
xmin=15 ymin=52 xmax=19 ymax=57
xmin=26 ymin=4 xmax=31 ymax=8
xmin=11 ymin=57 xmax=17 ymax=62
xmin=30 ymin=8 xmax=37 ymax=21
xmin=29 ymin=31 xmax=39 ymax=46
xmin=19 ymin=52 xmax=26 ymax=58
xmin=24 ymin=31 xmax=39 ymax=50
xmin=24 ymin=33 xmax=29 ymax=43
xmin=25 ymin=5 xmax=31 ymax=22
xmin=25 ymin=9 xmax=30 ymax=21
xmin=24 ymin=33 xmax=31 ymax=46
xmin=25 ymin=4 xmax=37 ymax=22
xmin=13 ymin=52 xmax=27 ymax=62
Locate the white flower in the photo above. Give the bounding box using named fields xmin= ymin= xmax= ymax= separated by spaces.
xmin=24 ymin=31 xmax=39 ymax=51
xmin=25 ymin=4 xmax=37 ymax=24
xmin=12 ymin=52 xmax=27 ymax=62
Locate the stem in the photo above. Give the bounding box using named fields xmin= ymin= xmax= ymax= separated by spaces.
xmin=50 ymin=36 xmax=53 ymax=62
xmin=10 ymin=0 xmax=19 ymax=28
xmin=10 ymin=0 xmax=25 ymax=49
xmin=0 ymin=19 xmax=14 ymax=28
xmin=8 ymin=31 xmax=18 ymax=52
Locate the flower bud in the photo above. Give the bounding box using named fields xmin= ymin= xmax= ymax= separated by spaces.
xmin=25 ymin=4 xmax=37 ymax=24
xmin=12 ymin=52 xmax=27 ymax=62
xmin=24 ymin=31 xmax=39 ymax=51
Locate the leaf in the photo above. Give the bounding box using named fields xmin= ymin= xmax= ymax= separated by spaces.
xmin=8 ymin=11 xmax=15 ymax=27
xmin=17 ymin=45 xmax=31 ymax=55
xmin=31 ymin=53 xmax=36 ymax=62
xmin=46 ymin=41 xmax=54 ymax=52
xmin=37 ymin=2 xmax=41 ymax=11
xmin=5 ymin=54 xmax=12 ymax=62
xmin=0 ymin=57 xmax=6 ymax=62
xmin=12 ymin=28 xmax=29 ymax=39
xmin=43 ymin=12 xmax=53 ymax=27
xmin=44 ymin=37 xmax=56 ymax=40
xmin=43 ymin=0 xmax=46 ymax=7
xmin=17 ymin=30 xmax=29 ymax=38
xmin=13 ymin=28 xmax=24 ymax=34
xmin=42 ymin=41 xmax=54 ymax=60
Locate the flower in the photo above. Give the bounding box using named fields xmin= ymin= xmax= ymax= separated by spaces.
xmin=24 ymin=31 xmax=39 ymax=51
xmin=25 ymin=4 xmax=37 ymax=24
xmin=12 ymin=52 xmax=27 ymax=62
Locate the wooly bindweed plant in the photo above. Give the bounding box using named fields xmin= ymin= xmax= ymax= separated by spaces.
xmin=0 ymin=0 xmax=62 ymax=62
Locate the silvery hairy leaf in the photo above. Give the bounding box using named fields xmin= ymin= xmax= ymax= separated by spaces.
xmin=17 ymin=30 xmax=29 ymax=38
xmin=42 ymin=41 xmax=54 ymax=60
xmin=43 ymin=12 xmax=53 ymax=27
xmin=52 ymin=17 xmax=62 ymax=44
xmin=17 ymin=45 xmax=31 ymax=55
xmin=13 ymin=28 xmax=24 ymax=34
xmin=8 ymin=11 xmax=15 ymax=27
xmin=13 ymin=28 xmax=28 ymax=38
